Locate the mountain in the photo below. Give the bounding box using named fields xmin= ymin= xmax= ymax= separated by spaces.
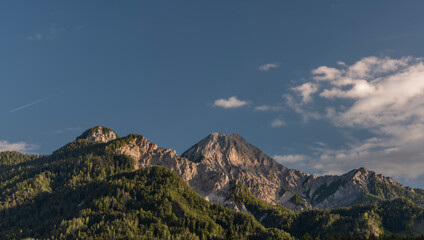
xmin=71 ymin=127 xmax=424 ymax=211
xmin=1 ymin=126 xmax=424 ymax=239
xmin=0 ymin=130 xmax=291 ymax=239
xmin=99 ymin=130 xmax=308 ymax=211
xmin=180 ymin=133 xmax=424 ymax=210
xmin=180 ymin=133 xmax=310 ymax=210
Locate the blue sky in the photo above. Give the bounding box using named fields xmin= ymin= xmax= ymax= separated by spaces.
xmin=2 ymin=1 xmax=424 ymax=187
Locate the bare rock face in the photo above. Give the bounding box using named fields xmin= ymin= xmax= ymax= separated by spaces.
xmin=115 ymin=136 xmax=197 ymax=182
xmin=181 ymin=133 xmax=311 ymax=210
xmin=78 ymin=126 xmax=118 ymax=143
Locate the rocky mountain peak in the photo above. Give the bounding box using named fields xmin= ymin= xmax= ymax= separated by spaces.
xmin=343 ymin=167 xmax=402 ymax=188
xmin=77 ymin=126 xmax=118 ymax=143
xmin=182 ymin=132 xmax=280 ymax=168
xmin=178 ymin=133 xmax=314 ymax=209
xmin=351 ymin=167 xmax=370 ymax=179
xmin=197 ymin=133 xmax=246 ymax=153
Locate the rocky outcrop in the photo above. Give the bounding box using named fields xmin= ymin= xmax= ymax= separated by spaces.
xmin=115 ymin=136 xmax=197 ymax=181
xmin=78 ymin=126 xmax=118 ymax=143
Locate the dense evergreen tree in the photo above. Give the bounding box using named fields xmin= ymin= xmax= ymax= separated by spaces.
xmin=0 ymin=140 xmax=291 ymax=239
xmin=231 ymin=182 xmax=424 ymax=239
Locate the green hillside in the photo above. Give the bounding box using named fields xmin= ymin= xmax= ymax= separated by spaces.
xmin=0 ymin=139 xmax=291 ymax=240
xmin=231 ymin=182 xmax=424 ymax=239
xmin=1 ymin=134 xmax=424 ymax=239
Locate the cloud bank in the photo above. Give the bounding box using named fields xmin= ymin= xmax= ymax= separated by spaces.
xmin=0 ymin=140 xmax=37 ymax=153
xmin=287 ymin=56 xmax=424 ymax=180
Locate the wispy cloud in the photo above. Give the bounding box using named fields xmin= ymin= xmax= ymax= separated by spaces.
xmin=284 ymin=94 xmax=322 ymax=122
xmin=10 ymin=97 xmax=48 ymax=113
xmin=337 ymin=61 xmax=346 ymax=66
xmin=27 ymin=23 xmax=65 ymax=41
xmin=259 ymin=63 xmax=279 ymax=71
xmin=27 ymin=33 xmax=43 ymax=40
xmin=314 ymin=141 xmax=327 ymax=147
xmin=273 ymin=154 xmax=307 ymax=164
xmin=254 ymin=105 xmax=282 ymax=111
xmin=270 ymin=118 xmax=285 ymax=127
xmin=213 ymin=96 xmax=248 ymax=109
xmin=49 ymin=24 xmax=58 ymax=35
xmin=0 ymin=140 xmax=37 ymax=153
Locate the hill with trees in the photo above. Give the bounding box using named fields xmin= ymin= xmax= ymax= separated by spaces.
xmin=0 ymin=126 xmax=423 ymax=239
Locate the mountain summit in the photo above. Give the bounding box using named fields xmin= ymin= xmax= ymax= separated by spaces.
xmin=77 ymin=126 xmax=118 ymax=143
xmin=182 ymin=133 xmax=283 ymax=168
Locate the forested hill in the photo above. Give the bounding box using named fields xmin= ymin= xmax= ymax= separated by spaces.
xmin=0 ymin=127 xmax=423 ymax=239
xmin=0 ymin=149 xmax=290 ymax=239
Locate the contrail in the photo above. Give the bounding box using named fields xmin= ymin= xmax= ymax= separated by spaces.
xmin=10 ymin=97 xmax=49 ymax=113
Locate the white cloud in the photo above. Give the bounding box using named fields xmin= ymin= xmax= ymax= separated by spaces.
xmin=255 ymin=105 xmax=272 ymax=111
xmin=292 ymin=82 xmax=318 ymax=103
xmin=0 ymin=140 xmax=37 ymax=153
xmin=273 ymin=154 xmax=307 ymax=164
xmin=284 ymin=94 xmax=322 ymax=122
xmin=311 ymin=66 xmax=341 ymax=81
xmin=288 ymin=56 xmax=424 ymax=181
xmin=213 ymin=96 xmax=248 ymax=109
xmin=270 ymin=118 xmax=285 ymax=127
xmin=27 ymin=33 xmax=43 ymax=40
xmin=254 ymin=105 xmax=282 ymax=111
xmin=259 ymin=63 xmax=279 ymax=71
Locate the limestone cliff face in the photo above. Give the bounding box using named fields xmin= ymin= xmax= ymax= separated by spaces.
xmin=103 ymin=129 xmax=423 ymax=210
xmin=115 ymin=136 xmax=197 ymax=182
xmin=181 ymin=133 xmax=310 ymax=210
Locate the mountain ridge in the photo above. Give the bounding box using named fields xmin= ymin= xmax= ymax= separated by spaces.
xmin=1 ymin=126 xmax=424 ymax=239
xmin=74 ymin=126 xmax=424 ymax=210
